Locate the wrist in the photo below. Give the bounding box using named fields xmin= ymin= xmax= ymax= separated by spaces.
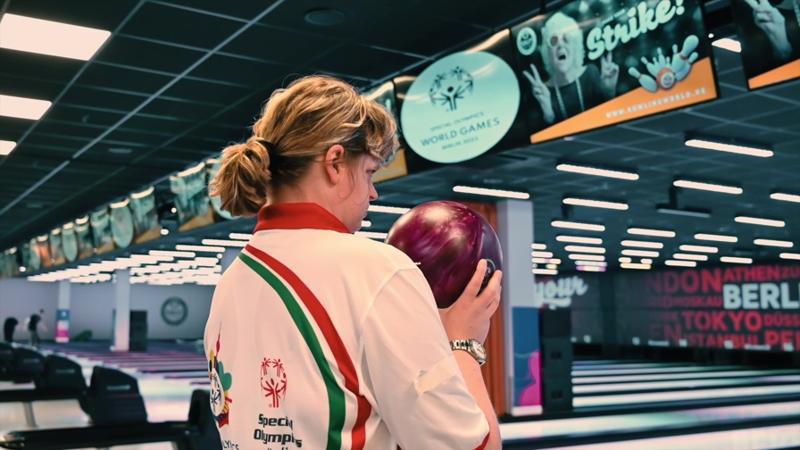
xmin=450 ymin=339 xmax=487 ymax=366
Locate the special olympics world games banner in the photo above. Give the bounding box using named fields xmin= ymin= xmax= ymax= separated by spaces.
xmin=129 ymin=186 xmax=163 ymax=244
xmin=535 ymin=273 xmax=605 ymax=343
xmin=730 ymin=0 xmax=800 ymax=90
xmin=615 ymin=264 xmax=800 ymax=351
xmin=171 ymin=162 xmax=214 ymax=232
xmin=397 ymin=30 xmax=530 ymax=167
xmin=512 ymin=0 xmax=717 ymax=143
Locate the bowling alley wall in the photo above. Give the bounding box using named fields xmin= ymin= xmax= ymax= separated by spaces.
xmin=537 ymin=263 xmax=800 ymax=353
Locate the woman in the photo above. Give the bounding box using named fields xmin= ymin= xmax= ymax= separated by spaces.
xmin=206 ymin=75 xmax=502 ymax=450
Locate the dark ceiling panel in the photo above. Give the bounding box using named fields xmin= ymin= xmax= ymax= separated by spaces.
xmin=0 ymin=48 xmax=82 ymax=88
xmin=161 ymin=0 xmax=280 ymax=20
xmin=7 ymin=0 xmax=139 ymax=30
xmin=223 ymin=25 xmax=343 ymax=66
xmin=76 ymin=63 xmax=173 ymax=96
xmin=310 ymin=44 xmax=424 ymax=80
xmin=188 ymin=54 xmax=290 ymax=88
xmin=95 ymin=36 xmax=204 ymax=74
xmin=120 ymin=2 xmax=243 ymax=49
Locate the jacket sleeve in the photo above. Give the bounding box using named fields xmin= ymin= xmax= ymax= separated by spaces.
xmin=361 ymin=268 xmax=490 ymax=450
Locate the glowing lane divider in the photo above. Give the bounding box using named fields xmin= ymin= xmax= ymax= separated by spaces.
xmin=574 ymin=369 xmax=800 ymax=384
xmin=573 ymin=384 xmax=800 ymax=407
xmin=574 ymin=375 xmax=800 ymax=394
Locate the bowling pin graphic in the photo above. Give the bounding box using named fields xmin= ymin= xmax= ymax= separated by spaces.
xmin=628 ymin=67 xmax=658 ymax=93
xmin=670 ymin=35 xmax=699 ymax=81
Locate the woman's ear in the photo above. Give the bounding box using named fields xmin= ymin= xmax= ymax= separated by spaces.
xmin=323 ymin=144 xmax=346 ymax=183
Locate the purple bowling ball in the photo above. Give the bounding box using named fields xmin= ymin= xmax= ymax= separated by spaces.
xmin=385 ymin=201 xmax=503 ymax=309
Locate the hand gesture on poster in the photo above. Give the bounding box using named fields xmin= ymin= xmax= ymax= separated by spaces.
xmin=600 ymin=52 xmax=619 ymax=97
xmin=522 ymin=64 xmax=556 ymax=124
xmin=743 ymin=0 xmax=792 ymax=60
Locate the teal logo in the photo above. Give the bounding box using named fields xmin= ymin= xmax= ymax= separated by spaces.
xmin=400 ymin=51 xmax=520 ymax=164
xmin=516 ymin=27 xmax=537 ymax=56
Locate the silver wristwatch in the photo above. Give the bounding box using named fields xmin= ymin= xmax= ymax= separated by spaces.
xmin=450 ymin=339 xmax=487 ymax=366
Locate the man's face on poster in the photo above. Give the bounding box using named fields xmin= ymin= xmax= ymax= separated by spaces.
xmin=541 ymin=13 xmax=584 ymax=79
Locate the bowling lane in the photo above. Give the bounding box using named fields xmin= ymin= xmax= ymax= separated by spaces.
xmin=574 ymin=374 xmax=800 ymax=394
xmin=574 ymin=368 xmax=800 ymax=384
xmin=572 ymin=365 xmax=743 ymax=377
xmin=501 ymin=401 xmax=800 ymax=448
xmin=575 ymin=384 xmax=800 ymax=408
xmin=538 ymin=423 xmax=800 ymax=450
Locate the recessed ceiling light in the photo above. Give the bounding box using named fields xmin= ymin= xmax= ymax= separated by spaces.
xmin=695 ymin=233 xmax=737 ymax=243
xmin=770 ymin=192 xmax=800 ymax=203
xmin=621 ymin=263 xmax=651 ymax=270
xmin=0 ymin=94 xmax=52 ymax=120
xmin=175 ymin=244 xmax=226 ymax=253
xmin=361 ymin=220 xmax=372 ymax=228
xmin=0 ymin=140 xmax=16 ymax=156
xmin=711 ymin=38 xmax=742 ymax=53
xmin=201 ymin=239 xmax=247 ymax=248
xmin=685 ymin=137 xmax=771 ymax=157
xmin=531 ymin=243 xmax=547 ymax=250
xmin=109 ymin=147 xmax=132 ymax=155
xmin=735 ymin=215 xmax=785 ymax=228
xmin=673 ymin=179 xmax=743 ymax=195
xmin=621 ymin=249 xmax=659 ymax=258
xmin=621 ymin=240 xmax=664 ymax=249
xmin=754 ymin=238 xmax=793 ymax=248
xmin=556 ymin=235 xmax=603 ymax=245
xmin=618 ymin=257 xmax=632 ymax=263
xmin=532 ymin=257 xmax=550 ymax=264
xmin=720 ymin=256 xmax=752 ymax=264
xmin=564 ymin=245 xmax=605 ymax=254
xmin=368 ymin=204 xmax=410 ymax=214
xmin=551 ymin=220 xmax=605 ymax=232
xmin=563 ymin=197 xmax=628 ymax=210
xmin=304 ymin=8 xmax=347 ymax=26
xmin=0 ymin=14 xmax=110 ymax=60
xmin=229 ymin=233 xmax=253 ymax=240
xmin=556 ymin=163 xmax=639 ymax=180
xmin=355 ymin=231 xmax=388 ymax=240
xmin=679 ymin=244 xmax=719 ymax=253
xmin=666 ymin=260 xmax=697 ymax=267
xmin=568 ymin=254 xmax=605 ymax=261
xmin=453 ymin=185 xmax=530 ymax=199
xmin=640 ymin=258 xmax=653 ymax=264
xmin=673 ymin=253 xmax=709 ymax=261
xmin=627 ymin=227 xmax=676 ymax=238
xmin=780 ymin=253 xmax=800 ymax=261
xmin=575 ymin=260 xmax=607 ymax=267
xmin=532 ymin=251 xmax=554 ymax=258
xmin=577 ymin=265 xmax=605 ymax=272
xmin=656 ymin=206 xmax=711 ymax=218
xmin=533 ymin=268 xmax=558 ymax=275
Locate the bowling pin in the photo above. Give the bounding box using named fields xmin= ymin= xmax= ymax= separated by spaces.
xmin=629 ymin=67 xmax=658 ymax=93
xmin=641 ymin=56 xmax=660 ymax=78
xmin=670 ymin=35 xmax=699 ymax=80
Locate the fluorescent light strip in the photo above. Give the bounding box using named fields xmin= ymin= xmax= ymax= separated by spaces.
xmin=531 ymin=243 xmax=547 ymax=250
xmin=754 ymin=238 xmax=793 ymax=248
xmin=563 ymin=197 xmax=628 ymax=210
xmin=548 ymin=258 xmax=562 ymax=264
xmin=355 ymin=231 xmax=388 ymax=240
xmin=735 ymin=216 xmax=785 ymax=228
xmin=0 ymin=94 xmax=52 ymax=121
xmin=575 ymin=260 xmax=607 ymax=267
xmin=771 ymin=192 xmax=800 ymax=203
xmin=533 ymin=268 xmax=558 ymax=275
xmin=621 ymin=249 xmax=659 ymax=258
xmin=720 ymin=256 xmax=752 ymax=264
xmin=621 ymin=240 xmax=663 ymax=249
xmin=618 ymin=257 xmax=632 ymax=263
xmin=556 ymin=163 xmax=639 ymax=180
xmin=131 ymin=186 xmax=154 ymax=199
xmin=711 ymin=38 xmax=742 ymax=53
xmin=361 ymin=220 xmax=372 ymax=228
xmin=0 ymin=140 xmax=16 ymax=156
xmin=201 ymin=239 xmax=247 ymax=248
xmin=532 ymin=258 xmax=550 ymax=264
xmin=656 ymin=207 xmax=711 ymax=218
xmin=679 ymin=244 xmax=718 ymax=253
xmin=544 ymin=264 xmax=556 ymax=270
xmin=229 ymin=233 xmax=253 ymax=240
xmin=621 ymin=263 xmax=651 ymax=270
xmin=175 ymin=244 xmax=226 ymax=253
xmin=577 ymin=265 xmax=605 ymax=272
xmin=780 ymin=253 xmax=800 ymax=261
xmin=673 ymin=179 xmax=742 ymax=195
xmin=673 ymin=253 xmax=709 ymax=261
xmin=0 ymin=14 xmax=110 ymax=60
xmin=564 ymin=245 xmax=605 ymax=254
xmin=666 ymin=259 xmax=697 ymax=267
xmin=685 ymin=137 xmax=771 ymax=157
xmin=531 ymin=251 xmax=554 ymax=258
xmin=452 ymin=185 xmax=530 ymax=199
xmin=551 ymin=220 xmax=605 ymax=232
xmin=568 ymin=254 xmax=605 ymax=262
xmin=368 ymin=204 xmax=410 ymax=214
xmin=695 ymin=233 xmax=737 ymax=243
xmin=556 ymin=235 xmax=603 ymax=245
xmin=641 ymin=258 xmax=653 ymax=264
xmin=627 ymin=227 xmax=676 ymax=238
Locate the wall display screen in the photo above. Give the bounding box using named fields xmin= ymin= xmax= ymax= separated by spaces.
xmin=90 ymin=207 xmax=115 ymax=255
xmin=730 ymin=0 xmax=800 ymax=89
xmin=171 ymin=162 xmax=214 ymax=232
xmin=512 ymin=0 xmax=717 ymax=143
xmin=615 ymin=264 xmax=800 ymax=352
xmin=129 ymin=186 xmax=163 ymax=243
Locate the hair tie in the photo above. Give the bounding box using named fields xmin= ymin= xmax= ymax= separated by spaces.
xmin=255 ymin=138 xmax=277 ymax=155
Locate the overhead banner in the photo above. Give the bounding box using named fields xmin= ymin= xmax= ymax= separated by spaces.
xmin=535 ymin=273 xmax=605 ymax=344
xmin=730 ymin=0 xmax=800 ymax=90
xmin=110 ymin=199 xmax=134 ymax=249
xmin=171 ymin=162 xmax=214 ymax=232
xmin=35 ymin=235 xmax=52 ymax=269
xmin=0 ymin=248 xmax=19 ymax=277
xmin=75 ymin=216 xmax=94 ymax=260
xmin=512 ymin=0 xmax=717 ymax=143
xmin=49 ymin=228 xmax=65 ymax=266
xmin=90 ymin=207 xmax=115 ymax=255
xmin=61 ymin=223 xmax=78 ymax=263
xmin=398 ymin=30 xmax=528 ymax=166
xmin=129 ymin=186 xmax=162 ymax=244
xmin=364 ymin=81 xmax=410 ymax=184
xmin=205 ymin=159 xmax=235 ymax=221
xmin=615 ymin=264 xmax=800 ymax=352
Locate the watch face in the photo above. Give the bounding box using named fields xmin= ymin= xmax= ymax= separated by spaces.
xmin=470 ymin=340 xmax=487 ymax=361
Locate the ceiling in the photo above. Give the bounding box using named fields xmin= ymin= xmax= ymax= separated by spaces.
xmin=1 ymin=0 xmax=799 ymax=274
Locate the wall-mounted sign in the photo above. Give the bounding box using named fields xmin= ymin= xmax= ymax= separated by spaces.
xmin=161 ymin=296 xmax=188 ymax=326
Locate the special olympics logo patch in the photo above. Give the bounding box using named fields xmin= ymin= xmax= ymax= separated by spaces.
xmin=260 ymin=358 xmax=287 ymax=408
xmin=428 ymin=66 xmax=474 ymax=111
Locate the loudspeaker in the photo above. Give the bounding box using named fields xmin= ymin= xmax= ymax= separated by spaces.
xmin=542 ymin=374 xmax=573 ymax=412
xmin=540 ymin=308 xmax=571 ymax=338
xmin=540 ymin=337 xmax=573 ymax=375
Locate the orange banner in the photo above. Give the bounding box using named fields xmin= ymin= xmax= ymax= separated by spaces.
xmin=532 ymin=58 xmax=717 ymax=143
xmin=748 ymin=59 xmax=800 ymax=90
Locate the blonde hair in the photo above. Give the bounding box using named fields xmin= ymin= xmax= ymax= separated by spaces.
xmin=210 ymin=75 xmax=399 ymax=217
